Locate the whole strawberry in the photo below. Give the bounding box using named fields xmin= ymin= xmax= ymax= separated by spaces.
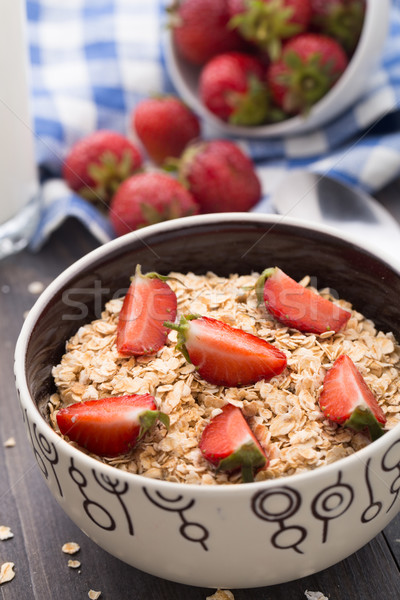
xmin=178 ymin=140 xmax=262 ymax=213
xmin=109 ymin=172 xmax=199 ymax=236
xmin=132 ymin=96 xmax=200 ymax=165
xmin=229 ymin=0 xmax=312 ymax=60
xmin=63 ymin=130 xmax=142 ymax=205
xmin=170 ymin=0 xmax=245 ymax=66
xmin=266 ymin=33 xmax=348 ymax=114
xmin=310 ymin=0 xmax=366 ymax=55
xmin=199 ymin=52 xmax=270 ymax=126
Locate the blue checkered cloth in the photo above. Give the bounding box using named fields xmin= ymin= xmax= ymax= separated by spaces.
xmin=28 ymin=0 xmax=400 ymax=249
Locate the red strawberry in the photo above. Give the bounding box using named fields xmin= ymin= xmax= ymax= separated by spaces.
xmin=199 ymin=52 xmax=271 ymax=126
xmin=310 ymin=0 xmax=366 ymax=55
xmin=117 ymin=265 xmax=178 ymax=356
xmin=229 ymin=0 xmax=312 ymax=60
xmin=319 ymin=355 xmax=386 ymax=440
xmin=178 ymin=140 xmax=262 ymax=213
xmin=63 ymin=130 xmax=142 ymax=205
xmin=199 ymin=403 xmax=268 ymax=482
xmin=166 ymin=315 xmax=287 ymax=386
xmin=132 ymin=96 xmax=200 ymax=165
xmin=256 ymin=267 xmax=351 ymax=334
xmin=56 ymin=394 xmax=169 ymax=457
xmin=109 ymin=172 xmax=199 ymax=236
xmin=170 ymin=0 xmax=245 ymax=66
xmin=266 ymin=33 xmax=348 ymax=114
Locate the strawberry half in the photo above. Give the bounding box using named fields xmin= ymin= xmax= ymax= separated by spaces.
xmin=165 ymin=315 xmax=287 ymax=386
xmin=117 ymin=265 xmax=178 ymax=356
xmin=199 ymin=403 xmax=268 ymax=482
xmin=56 ymin=394 xmax=169 ymax=457
xmin=256 ymin=267 xmax=351 ymax=334
xmin=319 ymin=355 xmax=386 ymax=441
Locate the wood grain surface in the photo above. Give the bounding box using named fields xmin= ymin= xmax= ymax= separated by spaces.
xmin=1 ymin=198 xmax=400 ymax=600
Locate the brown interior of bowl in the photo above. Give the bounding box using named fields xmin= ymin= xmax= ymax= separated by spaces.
xmin=24 ymin=219 xmax=400 ymax=417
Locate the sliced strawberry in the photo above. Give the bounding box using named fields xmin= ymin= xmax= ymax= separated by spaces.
xmin=256 ymin=267 xmax=351 ymax=334
xmin=165 ymin=315 xmax=287 ymax=386
xmin=319 ymin=355 xmax=386 ymax=441
xmin=199 ymin=403 xmax=268 ymax=482
xmin=56 ymin=394 xmax=169 ymax=457
xmin=117 ymin=265 xmax=177 ymax=356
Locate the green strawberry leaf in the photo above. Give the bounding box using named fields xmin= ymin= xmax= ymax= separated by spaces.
xmin=218 ymin=440 xmax=267 ymax=483
xmin=344 ymin=406 xmax=385 ymax=442
xmin=138 ymin=409 xmax=170 ymax=441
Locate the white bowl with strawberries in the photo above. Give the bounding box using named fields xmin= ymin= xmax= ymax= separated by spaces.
xmin=165 ymin=0 xmax=390 ymax=137
xmin=15 ymin=212 xmax=400 ymax=588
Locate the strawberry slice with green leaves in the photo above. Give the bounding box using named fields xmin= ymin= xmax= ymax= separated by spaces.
xmin=56 ymin=394 xmax=169 ymax=457
xmin=255 ymin=267 xmax=351 ymax=334
xmin=117 ymin=265 xmax=177 ymax=356
xmin=165 ymin=315 xmax=287 ymax=387
xmin=319 ymin=355 xmax=386 ymax=441
xmin=199 ymin=403 xmax=268 ymax=483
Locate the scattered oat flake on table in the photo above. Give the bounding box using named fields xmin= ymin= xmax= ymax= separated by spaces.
xmin=305 ymin=591 xmax=329 ymax=600
xmin=0 ymin=562 xmax=15 ymax=584
xmin=68 ymin=559 xmax=81 ymax=569
xmin=62 ymin=542 xmax=80 ymax=554
xmin=88 ymin=590 xmax=101 ymax=599
xmin=0 ymin=526 xmax=14 ymax=541
xmin=28 ymin=281 xmax=45 ymax=295
xmin=206 ymin=590 xmax=235 ymax=600
xmin=3 ymin=437 xmax=16 ymax=448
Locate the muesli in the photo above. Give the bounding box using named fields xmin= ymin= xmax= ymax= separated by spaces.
xmin=50 ymin=270 xmax=400 ymax=485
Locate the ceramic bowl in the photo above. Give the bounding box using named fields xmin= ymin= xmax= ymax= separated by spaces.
xmin=164 ymin=0 xmax=390 ymax=138
xmin=14 ymin=214 xmax=400 ymax=589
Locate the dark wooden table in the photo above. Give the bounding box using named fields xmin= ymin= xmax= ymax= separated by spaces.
xmin=2 ymin=183 xmax=400 ymax=600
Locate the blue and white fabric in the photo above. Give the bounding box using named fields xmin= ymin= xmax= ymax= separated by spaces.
xmin=26 ymin=0 xmax=400 ymax=249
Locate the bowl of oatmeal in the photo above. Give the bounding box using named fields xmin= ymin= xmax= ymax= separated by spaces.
xmin=15 ymin=213 xmax=400 ymax=588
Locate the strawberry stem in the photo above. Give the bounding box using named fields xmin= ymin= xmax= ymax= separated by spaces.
xmin=217 ymin=440 xmax=266 ymax=483
xmin=164 ymin=315 xmax=200 ymax=364
xmin=228 ymin=75 xmax=270 ymax=127
xmin=138 ymin=410 xmax=170 ymax=441
xmin=344 ymin=406 xmax=385 ymax=442
xmin=255 ymin=267 xmax=276 ymax=305
xmin=132 ymin=264 xmax=182 ymax=285
xmin=229 ymin=0 xmax=302 ymax=59
xmin=241 ymin=464 xmax=255 ymax=484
